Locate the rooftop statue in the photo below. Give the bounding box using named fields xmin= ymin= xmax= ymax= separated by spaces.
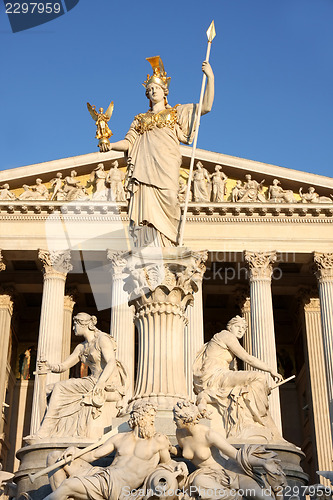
xmin=108 ymin=56 xmax=214 ymax=246
xmin=299 ymin=186 xmax=333 ymax=203
xmin=193 ymin=315 xmax=287 ymax=444
xmin=0 ymin=183 xmax=16 ymax=201
xmin=63 ymin=170 xmax=89 ymax=201
xmin=193 ymin=161 xmax=211 ymax=202
xmin=178 ymin=176 xmax=192 ymax=203
xmin=172 ymin=401 xmax=286 ymax=500
xmin=18 ymin=179 xmax=49 ymax=201
xmin=43 ymin=401 xmax=186 ymax=500
xmin=50 ymin=173 xmax=65 ymax=201
xmin=210 ymin=165 xmax=228 ymax=202
xmin=236 ymin=174 xmax=266 ymax=203
xmin=31 ymin=313 xmax=128 ymax=440
xmin=87 ymin=101 xmax=114 ymax=153
xmin=268 ymin=179 xmax=297 ymax=203
xmin=89 ymin=163 xmax=108 ymax=200
xmin=106 ymin=160 xmax=126 ymax=202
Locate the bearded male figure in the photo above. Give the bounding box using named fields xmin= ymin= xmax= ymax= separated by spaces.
xmin=44 ymin=401 xmax=172 ymax=500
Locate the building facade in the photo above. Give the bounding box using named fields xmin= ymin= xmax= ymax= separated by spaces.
xmin=0 ymin=146 xmax=332 ymax=482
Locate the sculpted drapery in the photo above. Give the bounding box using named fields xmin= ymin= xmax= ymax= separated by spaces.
xmin=125 ymin=104 xmax=198 ymax=245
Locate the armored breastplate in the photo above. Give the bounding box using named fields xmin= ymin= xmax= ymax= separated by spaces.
xmin=134 ymin=105 xmax=179 ymax=134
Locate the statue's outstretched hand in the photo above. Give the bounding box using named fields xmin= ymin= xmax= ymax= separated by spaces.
xmin=202 ymin=61 xmax=214 ymax=78
xmin=271 ymin=371 xmax=283 ymax=384
xmin=60 ymin=446 xmax=78 ymax=464
xmin=37 ymin=359 xmax=51 ymax=374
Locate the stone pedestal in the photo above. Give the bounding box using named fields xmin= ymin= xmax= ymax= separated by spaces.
xmin=124 ymin=248 xmax=207 ymax=410
xmin=30 ymin=250 xmax=72 ymax=435
xmin=244 ymin=251 xmax=282 ymax=432
xmin=107 ymin=251 xmax=135 ymax=395
xmin=314 ymin=252 xmax=333 ymax=439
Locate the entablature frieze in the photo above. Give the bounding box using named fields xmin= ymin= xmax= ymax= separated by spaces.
xmin=1 ymin=201 xmax=333 ymax=223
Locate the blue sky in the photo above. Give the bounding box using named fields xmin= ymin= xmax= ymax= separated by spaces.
xmin=1 ymin=0 xmax=333 ymax=178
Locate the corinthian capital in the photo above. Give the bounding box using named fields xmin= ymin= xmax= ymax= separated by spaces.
xmin=314 ymin=252 xmax=333 ymax=282
xmin=244 ymin=250 xmax=277 ymax=280
xmin=0 ymin=250 xmax=6 ymax=272
xmin=107 ymin=250 xmax=127 ymax=277
xmin=38 ymin=249 xmax=73 ymax=276
xmin=0 ymin=286 xmax=14 ymax=314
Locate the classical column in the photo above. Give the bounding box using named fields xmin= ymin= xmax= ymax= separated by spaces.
xmin=185 ymin=277 xmax=204 ymax=398
xmin=30 ymin=249 xmax=72 ymax=435
xmin=61 ymin=290 xmax=77 ymax=381
xmin=0 ymin=288 xmax=13 ymax=434
xmin=301 ymin=293 xmax=332 ymax=477
xmin=126 ymin=249 xmax=207 ymax=410
xmin=107 ymin=251 xmax=135 ymax=395
xmin=313 ymin=252 xmax=333 ymax=438
xmin=235 ymin=287 xmax=252 ymax=370
xmin=244 ymin=250 xmax=282 ymax=432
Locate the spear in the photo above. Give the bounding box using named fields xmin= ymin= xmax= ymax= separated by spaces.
xmin=178 ymin=20 xmax=216 ymax=246
xmin=28 ymin=425 xmax=120 ymax=483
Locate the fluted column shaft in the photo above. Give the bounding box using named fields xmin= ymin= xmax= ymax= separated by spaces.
xmin=185 ymin=279 xmax=204 ymax=398
xmin=303 ymin=297 xmax=332 ymax=478
xmin=30 ymin=250 xmax=72 ymax=435
xmin=61 ymin=293 xmax=76 ymax=380
xmin=0 ymin=292 xmax=13 ymax=427
xmin=314 ymin=252 xmax=333 ymax=440
xmin=133 ymin=302 xmax=188 ymax=408
xmin=244 ymin=251 xmax=282 ymax=432
xmin=108 ymin=251 xmax=135 ymax=395
xmin=126 ymin=249 xmax=207 ymax=410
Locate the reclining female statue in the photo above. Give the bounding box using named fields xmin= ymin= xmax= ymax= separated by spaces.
xmin=171 ymin=401 xmax=286 ymax=500
xmin=33 ymin=313 xmax=128 ymax=440
xmin=193 ymin=316 xmax=287 ymax=444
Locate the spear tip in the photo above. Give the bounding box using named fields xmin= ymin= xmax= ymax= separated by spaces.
xmin=206 ymin=20 xmax=216 ymax=42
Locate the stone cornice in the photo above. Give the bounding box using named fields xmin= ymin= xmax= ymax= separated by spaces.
xmin=1 ymin=201 xmax=333 ymax=223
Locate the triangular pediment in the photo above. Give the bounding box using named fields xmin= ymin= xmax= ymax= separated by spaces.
xmin=0 ymin=146 xmax=333 ymax=202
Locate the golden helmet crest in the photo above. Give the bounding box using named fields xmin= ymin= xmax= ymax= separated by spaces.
xmin=143 ymin=56 xmax=171 ymax=91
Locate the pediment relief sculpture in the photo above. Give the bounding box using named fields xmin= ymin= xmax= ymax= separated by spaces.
xmin=3 ymin=168 xmax=333 ymax=206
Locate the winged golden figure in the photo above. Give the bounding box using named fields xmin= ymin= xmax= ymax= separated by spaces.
xmin=87 ymin=101 xmax=114 ymax=152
